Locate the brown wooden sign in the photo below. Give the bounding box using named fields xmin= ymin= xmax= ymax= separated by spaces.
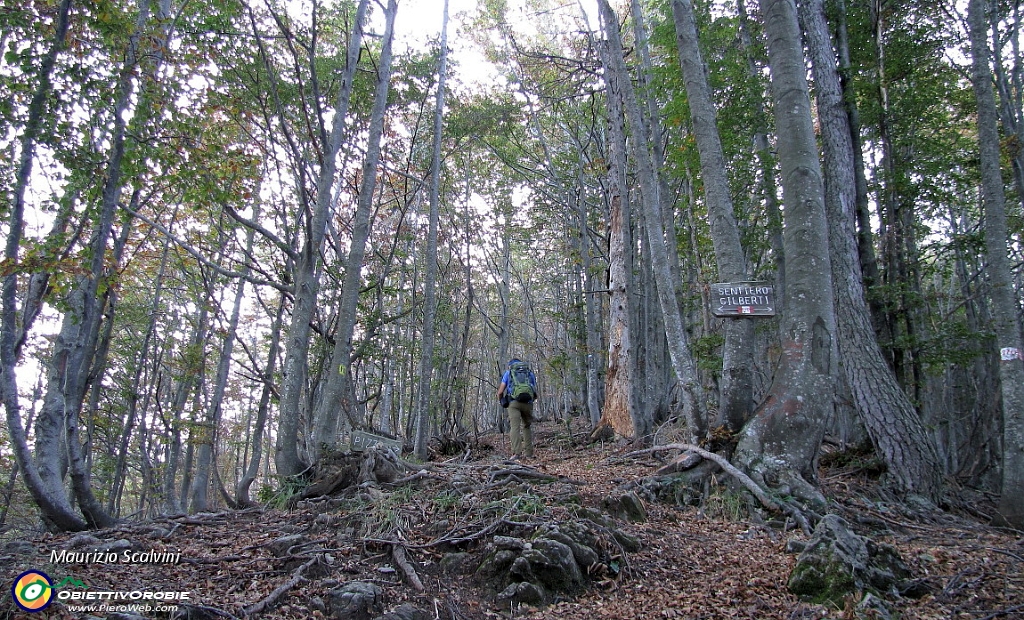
xmin=710 ymin=281 xmax=776 ymax=317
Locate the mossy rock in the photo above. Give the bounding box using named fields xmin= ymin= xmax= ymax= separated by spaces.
xmin=787 ymin=515 xmax=910 ymax=606
xmin=788 ymin=553 xmax=859 ymax=604
xmin=603 ymin=492 xmax=647 ymax=523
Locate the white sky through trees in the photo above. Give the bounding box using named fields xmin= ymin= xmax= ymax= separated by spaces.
xmin=392 ymin=0 xmax=602 ymax=89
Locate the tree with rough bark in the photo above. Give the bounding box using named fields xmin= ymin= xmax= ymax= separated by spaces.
xmin=592 ymin=30 xmax=637 ymax=440
xmin=597 ymin=0 xmax=706 ymax=442
xmin=799 ymin=0 xmax=942 ymax=500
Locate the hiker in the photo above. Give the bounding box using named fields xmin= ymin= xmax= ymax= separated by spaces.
xmin=497 ymin=358 xmax=538 ymax=458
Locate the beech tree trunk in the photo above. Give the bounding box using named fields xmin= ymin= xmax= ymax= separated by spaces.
xmin=413 ymin=0 xmax=450 ymax=460
xmin=314 ymin=0 xmax=397 ymax=455
xmin=108 ymin=234 xmax=171 ymax=515
xmin=671 ymin=0 xmax=755 ymax=433
xmin=236 ymin=298 xmax=284 ymax=506
xmin=968 ymin=0 xmax=1024 ymax=529
xmin=733 ymin=0 xmax=837 ymax=506
xmin=190 ymin=242 xmax=249 ymax=513
xmin=0 ymin=0 xmax=89 ymax=532
xmin=737 ymin=0 xmax=785 ymax=297
xmin=276 ymin=0 xmax=369 ymax=477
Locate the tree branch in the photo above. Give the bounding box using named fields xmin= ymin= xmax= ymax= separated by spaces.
xmin=241 ymin=556 xmax=319 ymax=617
xmin=124 ymin=206 xmax=293 ymax=295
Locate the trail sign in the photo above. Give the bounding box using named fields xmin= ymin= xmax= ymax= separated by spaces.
xmin=710 ymin=281 xmax=775 ymax=318
xmin=350 ymin=430 xmax=403 ymax=453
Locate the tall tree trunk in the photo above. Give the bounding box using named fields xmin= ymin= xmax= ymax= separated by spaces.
xmin=576 ymin=176 xmax=604 ymax=427
xmin=671 ymin=0 xmax=755 ymax=434
xmin=988 ymin=2 xmax=1024 ymax=240
xmin=276 ymin=0 xmax=369 ymax=477
xmin=0 ymin=0 xmax=88 ymax=532
xmin=833 ymin=0 xmax=882 ymax=331
xmin=733 ymin=0 xmax=837 ymax=507
xmin=968 ymin=0 xmax=1024 ymax=529
xmin=800 ymin=0 xmax=941 ymax=499
xmin=737 ymin=0 xmax=785 ymax=297
xmin=413 ymin=0 xmax=450 ymax=460
xmin=597 ymin=0 xmax=708 ymax=441
xmin=315 ymin=0 xmax=398 ymax=455
xmin=870 ymin=0 xmax=923 ymax=397
xmin=36 ymin=0 xmax=166 ymax=530
xmin=165 ymin=304 xmax=209 ymax=514
xmin=593 ymin=51 xmax=636 ymax=438
xmin=496 ymin=229 xmax=512 ymax=434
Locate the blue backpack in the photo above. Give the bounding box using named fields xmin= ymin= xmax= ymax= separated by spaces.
xmin=508 ymin=361 xmax=535 ymax=403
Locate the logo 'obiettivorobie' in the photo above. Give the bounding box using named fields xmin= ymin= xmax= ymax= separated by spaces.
xmin=11 ymin=570 xmax=54 ymax=612
xmin=11 ymin=570 xmax=189 ymax=613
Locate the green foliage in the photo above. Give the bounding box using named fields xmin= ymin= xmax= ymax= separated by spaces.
xmin=259 ymin=476 xmax=307 ymax=509
xmin=693 ymin=333 xmax=724 ymax=373
xmin=700 ymin=485 xmax=748 ymax=522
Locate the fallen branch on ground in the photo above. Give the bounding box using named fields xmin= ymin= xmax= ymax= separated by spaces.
xmin=241 ymin=556 xmax=319 ymax=617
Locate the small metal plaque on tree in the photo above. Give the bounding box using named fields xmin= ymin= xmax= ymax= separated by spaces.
xmin=710 ymin=281 xmax=776 ymax=317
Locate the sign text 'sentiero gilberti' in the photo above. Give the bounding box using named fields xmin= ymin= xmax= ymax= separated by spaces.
xmin=711 ymin=281 xmax=776 ymax=318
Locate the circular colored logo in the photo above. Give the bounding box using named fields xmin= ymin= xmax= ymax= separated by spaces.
xmin=11 ymin=570 xmax=53 ymax=612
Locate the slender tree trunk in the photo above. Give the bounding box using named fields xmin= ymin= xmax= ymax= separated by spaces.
xmin=315 ymin=0 xmax=398 ymax=454
xmin=577 ymin=178 xmax=603 ymax=427
xmin=414 ymin=0 xmax=450 ymax=460
xmin=597 ymin=0 xmax=708 ymax=441
xmin=236 ymin=298 xmax=284 ymax=506
xmin=190 ymin=259 xmax=248 ymax=513
xmin=870 ymin=0 xmax=924 ymax=397
xmin=671 ymin=0 xmax=755 ymax=433
xmin=165 ymin=305 xmax=209 ymax=514
xmin=496 ymin=230 xmax=512 ymax=434
xmin=108 ymin=235 xmax=172 ymax=515
xmin=733 ymin=0 xmax=837 ymax=507
xmin=0 ymin=0 xmax=89 ymax=532
xmin=800 ymin=0 xmax=941 ymax=499
xmin=989 ymin=3 xmax=1024 ymax=239
xmin=276 ymin=0 xmax=369 ymax=477
xmin=968 ymin=0 xmax=1024 ymax=529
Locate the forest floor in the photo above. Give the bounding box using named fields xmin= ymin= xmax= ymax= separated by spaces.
xmin=2 ymin=419 xmax=1022 ymax=620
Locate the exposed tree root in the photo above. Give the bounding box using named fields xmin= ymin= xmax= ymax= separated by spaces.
xmin=622 ymin=443 xmax=812 ymax=534
xmin=391 ymin=542 xmax=425 ymax=591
